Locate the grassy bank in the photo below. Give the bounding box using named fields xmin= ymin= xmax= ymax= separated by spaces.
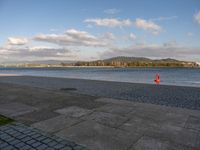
xmin=0 ymin=115 xmax=14 ymax=126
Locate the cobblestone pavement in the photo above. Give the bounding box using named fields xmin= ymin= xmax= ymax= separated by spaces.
xmin=1 ymin=76 xmax=200 ymax=110
xmin=0 ymin=123 xmax=88 ymax=150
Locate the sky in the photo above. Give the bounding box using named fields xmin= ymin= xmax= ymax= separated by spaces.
xmin=0 ymin=0 xmax=200 ymax=62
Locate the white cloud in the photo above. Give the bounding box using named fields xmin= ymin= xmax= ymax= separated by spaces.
xmin=85 ymin=18 xmax=162 ymax=34
xmin=84 ymin=18 xmax=132 ymax=27
xmin=194 ymin=11 xmax=200 ymax=25
xmin=7 ymin=37 xmax=28 ymax=45
xmin=129 ymin=33 xmax=137 ymax=40
xmin=104 ymin=9 xmax=120 ymax=15
xmin=0 ymin=45 xmax=73 ymax=60
xmin=29 ymin=46 xmax=53 ymax=51
xmin=100 ymin=43 xmax=200 ymax=60
xmin=163 ymin=41 xmax=177 ymax=47
xmin=102 ymin=32 xmax=116 ymax=40
xmin=34 ymin=29 xmax=109 ymax=47
xmin=187 ymin=32 xmax=194 ymax=37
xmin=150 ymin=16 xmax=178 ymax=21
xmin=135 ymin=18 xmax=162 ymax=34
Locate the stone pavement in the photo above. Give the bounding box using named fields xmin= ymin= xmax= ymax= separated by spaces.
xmin=0 ymin=82 xmax=200 ymax=150
xmin=0 ymin=123 xmax=87 ymax=150
xmin=1 ymin=76 xmax=200 ymax=110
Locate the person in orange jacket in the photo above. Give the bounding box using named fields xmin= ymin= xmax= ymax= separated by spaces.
xmin=154 ymin=73 xmax=160 ymax=85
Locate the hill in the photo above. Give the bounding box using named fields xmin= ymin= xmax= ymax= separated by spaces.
xmin=74 ymin=56 xmax=198 ymax=67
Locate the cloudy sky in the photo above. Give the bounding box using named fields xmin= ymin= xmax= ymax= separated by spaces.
xmin=0 ymin=0 xmax=200 ymax=62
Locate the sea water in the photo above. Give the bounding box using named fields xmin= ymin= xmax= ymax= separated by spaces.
xmin=0 ymin=67 xmax=200 ymax=87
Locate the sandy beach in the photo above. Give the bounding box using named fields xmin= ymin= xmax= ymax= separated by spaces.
xmin=0 ymin=74 xmax=19 ymax=76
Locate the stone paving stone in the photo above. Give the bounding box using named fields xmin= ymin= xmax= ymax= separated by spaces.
xmin=185 ymin=115 xmax=200 ymax=131
xmin=60 ymin=139 xmax=76 ymax=147
xmin=43 ymin=147 xmax=55 ymax=150
xmin=55 ymin=106 xmax=92 ymax=118
xmin=36 ymin=144 xmax=48 ymax=150
xmin=53 ymin=143 xmax=66 ymax=149
xmin=36 ymin=135 xmax=46 ymax=141
xmin=21 ymin=136 xmax=32 ymax=142
xmin=15 ymin=109 xmax=60 ymax=125
xmin=31 ymin=141 xmax=42 ymax=148
xmin=4 ymin=129 xmax=17 ymax=135
xmin=30 ymin=133 xmax=41 ymax=139
xmin=20 ymin=145 xmax=34 ymax=150
xmin=26 ymin=131 xmax=37 ymax=136
xmin=2 ymin=145 xmax=15 ymax=150
xmin=131 ymin=136 xmax=195 ymax=150
xmin=41 ymin=138 xmax=52 ymax=144
xmin=9 ymin=139 xmax=21 ymax=145
xmin=0 ymin=133 xmax=12 ymax=140
xmin=3 ymin=136 xmax=15 ymax=142
xmin=120 ymin=115 xmax=161 ymax=133
xmin=16 ymin=134 xmax=27 ymax=140
xmin=60 ymin=146 xmax=73 ymax=150
xmin=0 ymin=102 xmax=37 ymax=117
xmin=0 ymin=123 xmax=85 ymax=150
xmin=56 ymin=120 xmax=140 ymax=150
xmin=121 ymin=113 xmax=200 ymax=149
xmin=14 ymin=142 xmax=26 ymax=148
xmin=145 ymin=126 xmax=200 ymax=149
xmin=73 ymin=145 xmax=83 ymax=150
xmin=26 ymin=139 xmax=37 ymax=145
xmin=85 ymin=111 xmax=128 ymax=128
xmin=31 ymin=115 xmax=82 ymax=133
xmin=0 ymin=142 xmax=9 ymax=148
xmin=95 ymin=104 xmax=133 ymax=116
xmin=47 ymin=140 xmax=58 ymax=147
xmin=95 ymin=98 xmax=137 ymax=107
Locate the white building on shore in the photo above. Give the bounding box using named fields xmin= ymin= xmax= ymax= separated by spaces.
xmin=195 ymin=62 xmax=200 ymax=67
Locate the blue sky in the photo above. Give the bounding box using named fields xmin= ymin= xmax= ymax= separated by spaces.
xmin=0 ymin=0 xmax=200 ymax=62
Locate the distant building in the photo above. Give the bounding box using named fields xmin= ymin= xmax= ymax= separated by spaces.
xmin=196 ymin=62 xmax=200 ymax=66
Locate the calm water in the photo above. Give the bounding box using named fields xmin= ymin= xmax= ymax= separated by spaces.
xmin=0 ymin=67 xmax=200 ymax=87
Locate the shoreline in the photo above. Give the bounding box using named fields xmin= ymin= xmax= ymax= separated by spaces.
xmin=0 ymin=74 xmax=19 ymax=76
xmin=0 ymin=74 xmax=200 ymax=88
xmin=1 ymin=66 xmax=200 ymax=68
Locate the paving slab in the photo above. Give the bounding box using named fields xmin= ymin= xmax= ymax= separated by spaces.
xmin=95 ymin=103 xmax=133 ymax=116
xmin=56 ymin=120 xmax=141 ymax=150
xmin=131 ymin=136 xmax=195 ymax=150
xmin=31 ymin=115 xmax=83 ymax=133
xmin=0 ymin=102 xmax=37 ymax=117
xmin=146 ymin=126 xmax=200 ymax=149
xmin=127 ymin=107 xmax=188 ymax=128
xmin=14 ymin=109 xmax=59 ymax=125
xmin=184 ymin=115 xmax=200 ymax=132
xmin=85 ymin=111 xmax=128 ymax=128
xmin=55 ymin=106 xmax=92 ymax=118
xmin=95 ymin=98 xmax=137 ymax=107
xmin=120 ymin=115 xmax=160 ymax=134
xmin=121 ymin=115 xmax=200 ymax=149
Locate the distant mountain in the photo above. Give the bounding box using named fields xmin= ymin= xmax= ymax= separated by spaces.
xmin=154 ymin=58 xmax=181 ymax=62
xmin=1 ymin=60 xmax=76 ymax=65
xmin=103 ymin=56 xmax=152 ymax=62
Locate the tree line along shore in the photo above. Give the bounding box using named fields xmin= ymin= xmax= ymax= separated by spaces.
xmin=0 ymin=56 xmax=199 ymax=68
